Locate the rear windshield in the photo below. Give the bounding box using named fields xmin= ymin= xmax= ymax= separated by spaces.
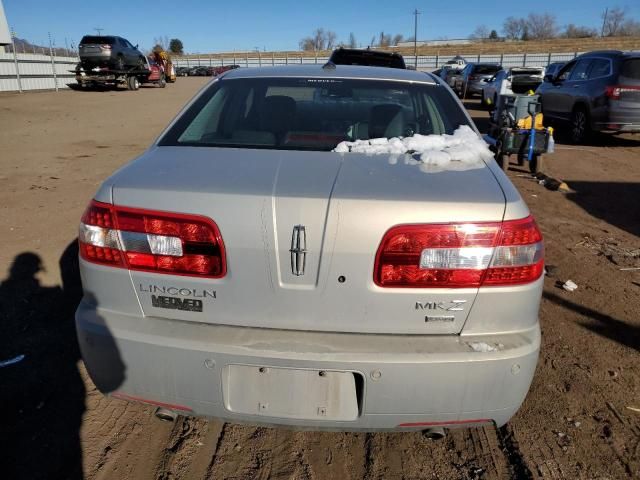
xmin=474 ymin=65 xmax=501 ymax=74
xmin=159 ymin=77 xmax=470 ymax=151
xmin=620 ymin=59 xmax=640 ymax=80
xmin=80 ymin=36 xmax=115 ymax=45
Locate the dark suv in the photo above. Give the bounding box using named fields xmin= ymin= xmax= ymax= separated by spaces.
xmin=454 ymin=63 xmax=502 ymax=97
xmin=537 ymin=50 xmax=640 ymax=143
xmin=79 ymin=35 xmax=146 ymax=71
xmin=329 ymin=48 xmax=406 ymax=69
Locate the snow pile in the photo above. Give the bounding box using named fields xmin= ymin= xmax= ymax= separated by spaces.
xmin=334 ymin=125 xmax=494 ymax=170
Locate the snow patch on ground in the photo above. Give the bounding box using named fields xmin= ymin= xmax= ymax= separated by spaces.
xmin=333 ymin=125 xmax=494 ymax=172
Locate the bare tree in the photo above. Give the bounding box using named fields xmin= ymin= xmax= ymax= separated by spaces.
xmin=602 ymin=7 xmax=626 ymax=36
xmin=564 ymin=24 xmax=597 ymax=38
xmin=348 ymin=32 xmax=357 ymax=48
xmin=326 ymin=31 xmax=337 ymax=50
xmin=503 ymin=16 xmax=526 ymax=40
xmin=526 ymin=13 xmax=558 ymax=39
xmin=620 ymin=18 xmax=640 ymax=36
xmin=370 ymin=35 xmax=376 ymax=47
xmin=392 ymin=34 xmax=404 ymax=46
xmin=299 ymin=28 xmax=338 ymax=51
xmin=470 ymin=25 xmax=490 ymax=40
xmin=378 ymin=32 xmax=392 ymax=47
xmin=153 ymin=36 xmax=169 ymax=50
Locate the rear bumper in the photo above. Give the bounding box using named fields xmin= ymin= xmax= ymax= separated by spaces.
xmin=594 ymin=106 xmax=640 ymax=133
xmin=76 ymin=301 xmax=540 ymax=431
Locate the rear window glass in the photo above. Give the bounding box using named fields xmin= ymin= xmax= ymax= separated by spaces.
xmin=569 ymin=59 xmax=592 ymax=81
xmin=160 ymin=77 xmax=470 ymax=151
xmin=80 ymin=36 xmax=115 ymax=45
xmin=474 ymin=65 xmax=500 ymax=74
xmin=588 ymin=59 xmax=610 ymax=79
xmin=621 ymin=59 xmax=640 ymax=80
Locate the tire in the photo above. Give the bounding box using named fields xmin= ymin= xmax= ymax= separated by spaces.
xmin=115 ymin=55 xmax=125 ymax=71
xmin=158 ymin=75 xmax=166 ymax=88
xmin=570 ymin=106 xmax=590 ymax=144
xmin=127 ymin=76 xmax=140 ymax=91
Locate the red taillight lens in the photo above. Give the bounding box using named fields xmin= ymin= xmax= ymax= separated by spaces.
xmin=374 ymin=216 xmax=543 ymax=288
xmin=100 ymin=44 xmax=112 ymax=50
xmin=605 ymin=85 xmax=640 ymax=100
xmin=79 ymin=200 xmax=226 ymax=278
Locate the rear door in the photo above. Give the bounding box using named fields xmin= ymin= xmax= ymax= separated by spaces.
xmin=541 ymin=60 xmax=575 ymax=120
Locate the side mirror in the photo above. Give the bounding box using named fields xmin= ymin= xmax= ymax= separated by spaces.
xmin=543 ymin=74 xmax=554 ymax=82
xmin=135 ymin=44 xmax=139 ymax=49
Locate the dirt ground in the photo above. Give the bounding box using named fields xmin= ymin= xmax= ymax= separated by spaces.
xmin=1 ymin=79 xmax=638 ymax=480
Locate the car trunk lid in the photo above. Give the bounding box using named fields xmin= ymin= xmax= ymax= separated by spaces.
xmin=109 ymin=146 xmax=506 ymax=334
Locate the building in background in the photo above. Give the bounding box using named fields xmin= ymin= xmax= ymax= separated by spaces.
xmin=0 ymin=0 xmax=10 ymax=45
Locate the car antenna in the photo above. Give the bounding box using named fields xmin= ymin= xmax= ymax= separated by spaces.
xmin=322 ymin=61 xmax=336 ymax=70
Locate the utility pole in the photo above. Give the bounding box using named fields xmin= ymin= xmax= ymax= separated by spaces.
xmin=413 ymin=8 xmax=421 ymax=68
xmin=94 ymin=27 xmax=103 ymax=36
xmin=600 ymin=8 xmax=608 ymax=37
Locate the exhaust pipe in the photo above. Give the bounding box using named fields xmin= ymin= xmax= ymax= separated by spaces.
xmin=154 ymin=407 xmax=178 ymax=422
xmin=422 ymin=427 xmax=446 ymax=440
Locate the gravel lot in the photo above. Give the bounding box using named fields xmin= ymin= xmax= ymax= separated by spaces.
xmin=1 ymin=78 xmax=639 ymax=480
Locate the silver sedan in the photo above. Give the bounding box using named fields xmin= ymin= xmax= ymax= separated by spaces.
xmin=75 ymin=64 xmax=543 ymax=432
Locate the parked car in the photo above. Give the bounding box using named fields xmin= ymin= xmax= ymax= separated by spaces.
xmin=189 ymin=66 xmax=210 ymax=76
xmin=444 ymin=68 xmax=463 ymax=89
xmin=537 ymin=50 xmax=640 ymax=143
xmin=175 ymin=67 xmax=190 ymax=77
xmin=211 ymin=65 xmax=241 ymax=76
xmin=481 ymin=67 xmax=545 ymax=107
xmin=444 ymin=55 xmax=467 ymax=70
xmin=455 ymin=63 xmax=502 ymax=97
xmin=79 ymin=35 xmax=146 ymax=71
xmin=76 ymin=64 xmax=543 ymax=433
xmin=329 ymin=47 xmax=406 ymax=69
xmin=543 ymin=62 xmax=565 ymax=79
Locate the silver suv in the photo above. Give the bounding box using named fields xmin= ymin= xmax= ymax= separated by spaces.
xmin=79 ymin=35 xmax=145 ymax=71
xmin=76 ymin=65 xmax=543 ymax=432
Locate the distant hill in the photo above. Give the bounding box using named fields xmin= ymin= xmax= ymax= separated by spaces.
xmin=178 ymin=36 xmax=640 ymax=59
xmin=4 ymin=37 xmax=76 ymax=57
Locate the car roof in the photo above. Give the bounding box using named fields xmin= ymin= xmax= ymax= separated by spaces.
xmin=578 ymin=50 xmax=640 ymax=60
xmin=222 ymin=64 xmax=437 ymax=84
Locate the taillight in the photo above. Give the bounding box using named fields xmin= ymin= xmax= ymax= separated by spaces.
xmin=100 ymin=44 xmax=112 ymax=50
xmin=374 ymin=216 xmax=543 ymax=288
xmin=605 ymin=85 xmax=640 ymax=100
xmin=79 ymin=200 xmax=226 ymax=278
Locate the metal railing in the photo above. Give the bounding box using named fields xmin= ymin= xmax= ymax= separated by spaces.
xmin=0 ymin=50 xmax=591 ymax=93
xmin=171 ymin=51 xmax=583 ymax=70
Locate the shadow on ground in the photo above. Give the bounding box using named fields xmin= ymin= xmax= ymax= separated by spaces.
xmin=0 ymin=241 xmax=125 ymax=479
xmin=544 ymin=291 xmax=640 ymax=352
xmin=563 ymin=181 xmax=640 ymax=238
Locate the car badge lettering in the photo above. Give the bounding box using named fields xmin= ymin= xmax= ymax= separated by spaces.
xmin=415 ymin=300 xmax=467 ymax=312
xmin=151 ymin=295 xmax=203 ymax=312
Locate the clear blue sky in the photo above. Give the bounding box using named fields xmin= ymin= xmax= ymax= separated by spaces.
xmin=3 ymin=0 xmax=639 ymax=53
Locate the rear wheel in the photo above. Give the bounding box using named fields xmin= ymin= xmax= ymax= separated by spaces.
xmin=127 ymin=76 xmax=140 ymax=91
xmin=158 ymin=75 xmax=166 ymax=88
xmin=570 ymin=106 xmax=590 ymax=144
